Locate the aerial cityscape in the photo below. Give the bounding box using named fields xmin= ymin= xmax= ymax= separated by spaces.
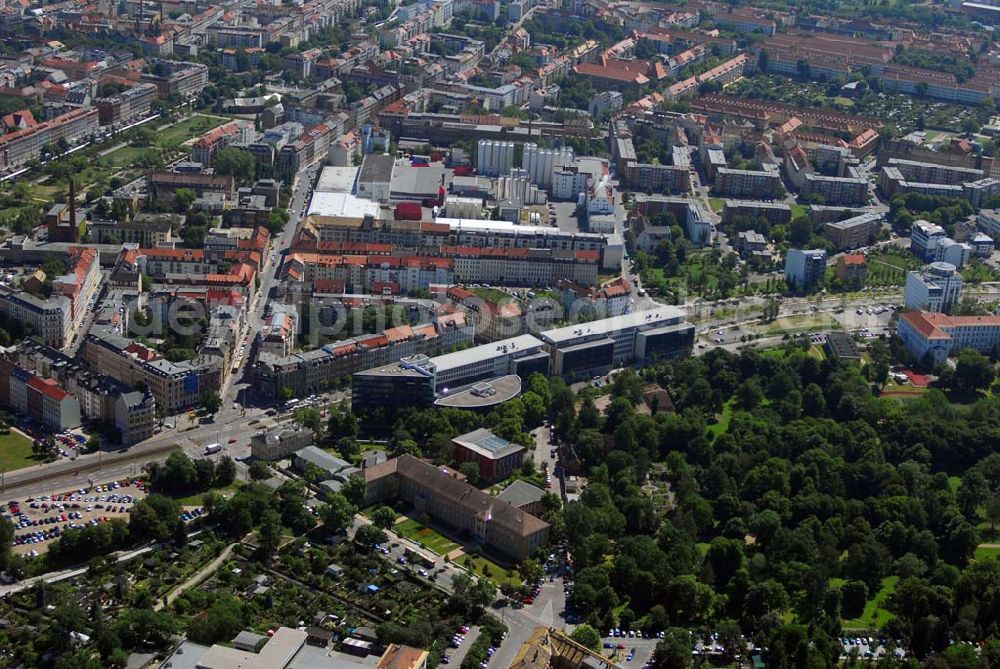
xmin=0 ymin=0 xmax=998 ymax=667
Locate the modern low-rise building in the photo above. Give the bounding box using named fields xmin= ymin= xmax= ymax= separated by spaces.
xmin=904 ymin=262 xmax=963 ymax=313
xmin=351 ymin=333 xmax=549 ymax=412
xmin=784 ymin=248 xmax=827 ymax=290
xmin=911 ymin=219 xmax=948 ymax=261
xmin=539 ymin=307 xmax=694 ymax=380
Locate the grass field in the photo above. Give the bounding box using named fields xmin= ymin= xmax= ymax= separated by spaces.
xmin=759 ymin=313 xmax=840 ymax=336
xmin=0 ymin=432 xmax=41 ymax=472
xmin=470 ymin=286 xmax=510 ymax=304
xmin=98 ymin=146 xmax=154 ymax=170
xmin=975 ymin=544 xmax=1000 ymax=561
xmin=706 ymin=399 xmax=733 ymax=439
xmin=708 ymin=198 xmax=725 ymax=212
xmin=790 ymin=203 xmax=810 ymax=218
xmin=172 ymin=482 xmax=242 ymax=507
xmin=844 ymin=576 xmax=898 ymax=629
xmin=459 ymin=553 xmax=521 ymax=586
xmin=157 ymin=114 xmax=229 ymax=147
xmin=394 ymin=517 xmax=461 ymax=555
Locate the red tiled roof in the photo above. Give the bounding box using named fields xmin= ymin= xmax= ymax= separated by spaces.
xmin=28 ymin=376 xmax=69 ymax=402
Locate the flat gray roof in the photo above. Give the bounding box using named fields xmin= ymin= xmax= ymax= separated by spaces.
xmin=435 ymin=374 xmax=522 ymax=408
xmin=432 ymin=334 xmax=545 ymax=373
xmin=452 ymin=427 xmax=525 ymax=460
xmin=540 ymin=307 xmax=688 ymax=346
xmin=359 ymin=154 xmax=394 ymax=184
xmin=496 ymin=479 xmax=546 ymax=507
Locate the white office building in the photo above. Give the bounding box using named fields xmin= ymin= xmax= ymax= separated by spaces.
xmin=477 ymin=140 xmax=515 ymax=177
xmin=784 ymin=249 xmax=827 ymax=290
xmin=934 ymin=237 xmax=972 ymax=268
xmin=904 ymin=262 xmax=963 ymax=313
xmin=911 ymin=219 xmax=947 ymax=261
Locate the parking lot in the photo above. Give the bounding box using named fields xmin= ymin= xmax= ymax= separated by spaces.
xmin=3 ymin=478 xmax=150 ymax=558
xmin=839 ymin=636 xmax=907 ymax=661
xmin=600 ymin=632 xmax=658 ymax=667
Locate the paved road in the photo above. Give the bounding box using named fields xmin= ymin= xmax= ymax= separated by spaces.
xmin=0 ymin=543 xmax=156 ymax=597
xmin=155 ymin=541 xmax=237 ymax=611
xmin=447 ymin=625 xmax=481 ymax=667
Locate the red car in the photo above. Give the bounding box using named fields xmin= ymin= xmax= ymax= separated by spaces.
xmin=228 ymin=438 xmax=236 ymax=444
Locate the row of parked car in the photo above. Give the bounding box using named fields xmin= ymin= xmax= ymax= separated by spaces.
xmin=13 ymin=516 xmax=115 ymax=546
xmin=180 ymin=508 xmax=204 ymax=523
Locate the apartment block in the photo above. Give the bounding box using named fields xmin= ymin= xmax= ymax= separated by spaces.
xmin=713 ymin=164 xmax=782 ymax=198
xmin=140 ymin=60 xmax=210 ymax=99
xmin=115 ymin=389 xmax=156 ymax=446
xmin=822 ymin=212 xmax=881 ymax=250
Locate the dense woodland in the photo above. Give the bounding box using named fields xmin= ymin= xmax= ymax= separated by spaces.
xmin=355 ymin=341 xmax=1000 ymax=667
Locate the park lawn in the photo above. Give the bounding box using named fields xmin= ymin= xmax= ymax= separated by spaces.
xmin=394 ymin=517 xmax=461 ymax=555
xmin=808 ymin=345 xmax=826 ymax=361
xmin=98 ymin=146 xmax=152 ymax=170
xmin=879 ymin=383 xmax=927 ymax=400
xmin=708 ymin=198 xmax=725 ymax=212
xmin=157 ymin=114 xmax=229 ymax=147
xmin=790 ymin=203 xmax=810 ymax=219
xmin=706 ymin=399 xmax=733 ymax=439
xmin=760 ymin=313 xmax=840 ymax=336
xmin=844 ymin=576 xmax=898 ymax=629
xmin=172 ymin=482 xmax=242 ymax=507
xmin=470 ymin=286 xmax=510 ymax=303
xmin=459 ymin=553 xmax=521 ymax=586
xmin=974 ymin=544 xmax=1000 ymax=561
xmin=0 ymin=431 xmax=41 ymax=471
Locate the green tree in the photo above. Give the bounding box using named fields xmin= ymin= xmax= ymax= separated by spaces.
xmin=173 ymin=188 xmax=196 ymax=213
xmin=320 ymin=492 xmax=356 ymax=534
xmin=213 ymin=148 xmax=256 ymax=184
xmin=214 ymin=456 xmax=236 ymax=487
xmin=370 ymin=505 xmax=397 ymax=530
xmin=570 ymin=624 xmax=601 ymax=651
xmin=200 ymin=390 xmax=222 ymax=415
xmin=128 ymin=494 xmax=181 ymax=542
xmin=248 ymin=460 xmax=271 ymax=481
xmin=953 ymin=348 xmax=994 ymax=393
